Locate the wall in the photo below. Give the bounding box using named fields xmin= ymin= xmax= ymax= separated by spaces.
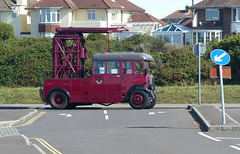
xmin=30 ymin=10 xmax=40 ymax=37
xmin=60 ymin=9 xmax=72 ymax=27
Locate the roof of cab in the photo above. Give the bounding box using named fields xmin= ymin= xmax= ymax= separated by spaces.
xmin=92 ymin=52 xmax=153 ymax=61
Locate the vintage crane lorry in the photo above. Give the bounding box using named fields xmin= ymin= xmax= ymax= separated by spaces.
xmin=40 ymin=27 xmax=157 ymax=109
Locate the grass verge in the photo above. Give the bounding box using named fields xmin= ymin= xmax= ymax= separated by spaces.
xmin=0 ymin=85 xmax=239 ymax=104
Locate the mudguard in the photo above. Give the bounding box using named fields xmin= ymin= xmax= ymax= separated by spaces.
xmin=125 ymin=85 xmax=150 ymax=102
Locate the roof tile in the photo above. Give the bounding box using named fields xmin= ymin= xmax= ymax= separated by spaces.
xmin=128 ymin=12 xmax=167 ymax=26
xmin=191 ymin=0 xmax=240 ymax=9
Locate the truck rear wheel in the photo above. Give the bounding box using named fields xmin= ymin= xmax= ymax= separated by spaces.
xmin=129 ymin=90 xmax=148 ymax=109
xmin=49 ymin=91 xmax=68 ymax=109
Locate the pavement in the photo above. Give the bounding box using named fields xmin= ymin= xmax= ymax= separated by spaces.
xmin=0 ymin=103 xmax=240 ymax=153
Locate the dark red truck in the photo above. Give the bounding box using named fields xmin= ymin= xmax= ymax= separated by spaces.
xmin=40 ymin=27 xmax=157 ymax=109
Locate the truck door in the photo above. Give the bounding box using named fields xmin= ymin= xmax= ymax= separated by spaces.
xmin=133 ymin=61 xmax=146 ymax=85
xmin=92 ymin=61 xmax=107 ymax=102
xmin=105 ymin=61 xmax=121 ymax=102
xmin=121 ymin=61 xmax=134 ymax=93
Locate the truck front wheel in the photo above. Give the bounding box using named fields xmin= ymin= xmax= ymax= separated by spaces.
xmin=49 ymin=91 xmax=69 ymax=109
xmin=129 ymin=90 xmax=148 ymax=109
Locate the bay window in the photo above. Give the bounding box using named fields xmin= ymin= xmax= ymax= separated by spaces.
xmin=40 ymin=9 xmax=59 ymax=23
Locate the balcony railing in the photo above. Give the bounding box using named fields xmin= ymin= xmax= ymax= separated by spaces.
xmin=70 ymin=21 xmax=107 ymax=27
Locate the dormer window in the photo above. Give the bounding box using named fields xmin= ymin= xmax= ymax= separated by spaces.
xmin=206 ymin=9 xmax=219 ymax=21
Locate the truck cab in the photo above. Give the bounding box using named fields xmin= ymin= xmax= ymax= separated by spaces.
xmin=39 ymin=27 xmax=157 ymax=109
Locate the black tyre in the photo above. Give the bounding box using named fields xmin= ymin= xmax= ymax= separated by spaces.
xmin=49 ymin=91 xmax=69 ymax=109
xmin=129 ymin=90 xmax=148 ymax=109
xmin=145 ymin=94 xmax=156 ymax=109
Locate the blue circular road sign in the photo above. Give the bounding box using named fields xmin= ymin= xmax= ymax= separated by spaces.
xmin=210 ymin=49 xmax=230 ymax=65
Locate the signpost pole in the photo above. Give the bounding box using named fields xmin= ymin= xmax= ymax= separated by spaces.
xmin=210 ymin=49 xmax=230 ymax=125
xmin=219 ymin=65 xmax=226 ymax=125
xmin=198 ymin=44 xmax=201 ymax=105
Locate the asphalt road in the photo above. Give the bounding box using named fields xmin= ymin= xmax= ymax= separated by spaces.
xmin=16 ymin=108 xmax=240 ymax=154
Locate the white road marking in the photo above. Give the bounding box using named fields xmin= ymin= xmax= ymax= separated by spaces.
xmin=105 ymin=115 xmax=109 ymax=120
xmin=66 ymin=114 xmax=72 ymax=118
xmin=58 ymin=113 xmax=72 ymax=118
xmin=198 ymin=132 xmax=221 ymax=142
xmin=104 ymin=110 xmax=109 ymax=120
xmin=58 ymin=114 xmax=66 ymax=116
xmin=230 ymin=145 xmax=240 ymax=151
xmin=149 ymin=111 xmax=166 ymax=115
xmin=149 ymin=112 xmax=155 ymax=115
xmin=216 ymin=137 xmax=240 ymax=140
xmin=104 ymin=110 xmax=108 ymax=115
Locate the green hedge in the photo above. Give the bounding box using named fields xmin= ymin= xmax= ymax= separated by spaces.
xmin=0 ymin=33 xmax=240 ymax=87
xmin=0 ymin=38 xmax=52 ymax=87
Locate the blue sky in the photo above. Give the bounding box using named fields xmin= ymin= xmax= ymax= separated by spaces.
xmin=128 ymin=0 xmax=203 ymax=19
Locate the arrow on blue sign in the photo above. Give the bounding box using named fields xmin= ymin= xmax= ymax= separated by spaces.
xmin=210 ymin=49 xmax=230 ymax=65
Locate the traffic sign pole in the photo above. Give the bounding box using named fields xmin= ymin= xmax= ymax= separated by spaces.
xmin=193 ymin=43 xmax=206 ymax=105
xmin=210 ymin=49 xmax=230 ymax=125
xmin=198 ymin=44 xmax=201 ymax=105
xmin=219 ymin=65 xmax=226 ymax=125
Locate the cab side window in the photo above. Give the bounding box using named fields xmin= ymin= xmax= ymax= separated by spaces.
xmin=94 ymin=61 xmax=106 ymax=74
xmin=123 ymin=61 xmax=132 ymax=74
xmin=107 ymin=61 xmax=119 ymax=74
xmin=135 ymin=61 xmax=144 ymax=74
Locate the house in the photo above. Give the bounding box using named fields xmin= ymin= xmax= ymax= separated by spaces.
xmin=113 ymin=12 xmax=167 ymax=40
xmin=0 ymin=0 xmax=38 ymax=38
xmin=1 ymin=0 xmax=149 ymax=38
xmin=152 ymin=23 xmax=192 ymax=45
xmin=128 ymin=12 xmax=167 ymax=33
xmin=161 ymin=6 xmax=193 ymax=28
xmin=190 ymin=0 xmax=240 ymax=44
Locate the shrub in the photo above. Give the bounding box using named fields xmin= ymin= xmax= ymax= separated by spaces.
xmin=0 ymin=22 xmax=15 ymax=41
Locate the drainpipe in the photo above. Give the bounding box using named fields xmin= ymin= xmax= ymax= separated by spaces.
xmin=105 ymin=9 xmax=108 ymax=27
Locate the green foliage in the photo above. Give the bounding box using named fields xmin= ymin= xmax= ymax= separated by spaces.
xmin=1 ymin=32 xmax=240 ymax=87
xmin=0 ymin=22 xmax=15 ymax=41
xmin=0 ymin=37 xmax=52 ymax=87
xmin=212 ymin=34 xmax=240 ymax=84
xmin=86 ymin=33 xmax=106 ymax=41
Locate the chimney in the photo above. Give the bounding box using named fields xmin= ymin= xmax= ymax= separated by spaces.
xmin=17 ymin=0 xmax=27 ymax=5
xmin=185 ymin=5 xmax=190 ymax=14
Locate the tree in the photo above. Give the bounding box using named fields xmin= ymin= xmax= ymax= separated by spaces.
xmin=0 ymin=22 xmax=15 ymax=41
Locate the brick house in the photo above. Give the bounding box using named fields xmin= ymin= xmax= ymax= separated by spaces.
xmin=161 ymin=6 xmax=193 ymax=28
xmin=190 ymin=0 xmax=240 ymax=44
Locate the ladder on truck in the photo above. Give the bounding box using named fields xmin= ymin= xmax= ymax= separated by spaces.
xmin=51 ymin=27 xmax=128 ymax=79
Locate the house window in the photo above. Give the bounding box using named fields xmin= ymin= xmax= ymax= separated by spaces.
xmin=112 ymin=10 xmax=116 ymax=20
xmin=206 ymin=9 xmax=219 ymax=20
xmin=232 ymin=8 xmax=240 ymax=22
xmin=88 ymin=10 xmax=96 ymax=20
xmin=40 ymin=9 xmax=59 ymax=23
